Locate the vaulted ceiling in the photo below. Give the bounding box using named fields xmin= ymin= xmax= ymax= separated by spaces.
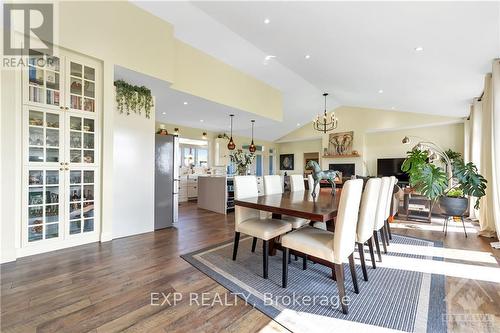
xmin=133 ymin=1 xmax=500 ymax=141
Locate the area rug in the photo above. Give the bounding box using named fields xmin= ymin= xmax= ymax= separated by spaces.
xmin=181 ymin=234 xmax=446 ymax=333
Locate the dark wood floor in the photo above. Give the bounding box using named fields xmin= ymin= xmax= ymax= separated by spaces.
xmin=1 ymin=201 xmax=499 ymax=332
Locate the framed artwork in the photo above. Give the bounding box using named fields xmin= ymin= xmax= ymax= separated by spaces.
xmin=328 ymin=131 xmax=354 ymax=156
xmin=280 ymin=154 xmax=294 ymax=170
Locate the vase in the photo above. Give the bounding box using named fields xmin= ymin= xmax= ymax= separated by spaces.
xmin=237 ymin=165 xmax=248 ymax=176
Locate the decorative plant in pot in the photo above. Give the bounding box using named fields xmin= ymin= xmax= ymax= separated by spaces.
xmin=230 ymin=149 xmax=255 ymax=176
xmin=401 ymin=148 xmax=487 ymax=216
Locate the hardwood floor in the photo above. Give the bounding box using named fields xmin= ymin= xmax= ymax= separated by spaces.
xmin=1 ymin=201 xmax=499 ymax=332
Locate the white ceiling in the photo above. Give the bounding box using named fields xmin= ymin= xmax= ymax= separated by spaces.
xmin=132 ymin=1 xmax=500 ymax=141
xmin=115 ymin=66 xmax=282 ymax=139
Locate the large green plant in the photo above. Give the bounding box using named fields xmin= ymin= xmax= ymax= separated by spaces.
xmin=402 ymin=148 xmax=487 ymax=209
xmin=114 ymin=80 xmax=154 ymax=118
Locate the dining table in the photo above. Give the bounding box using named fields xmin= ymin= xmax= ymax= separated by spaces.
xmin=234 ymin=189 xmax=341 ymax=258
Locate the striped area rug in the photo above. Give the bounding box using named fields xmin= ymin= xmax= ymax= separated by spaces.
xmin=182 ymin=234 xmax=446 ymax=333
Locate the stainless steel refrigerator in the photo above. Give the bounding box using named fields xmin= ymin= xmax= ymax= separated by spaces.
xmin=155 ymin=134 xmax=179 ymax=229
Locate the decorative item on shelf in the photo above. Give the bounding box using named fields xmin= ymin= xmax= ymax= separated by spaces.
xmin=202 ymin=132 xmax=207 ymax=140
xmin=227 ymin=114 xmax=236 ymax=150
xmin=217 ymin=133 xmax=230 ymax=139
xmin=156 ymin=124 xmax=168 ymax=135
xmin=305 ymin=160 xmax=340 ymax=198
xmin=313 ymin=92 xmax=338 ymax=133
xmin=249 ymin=120 xmax=256 ymax=153
xmin=328 ymin=131 xmax=354 ymax=156
xmin=230 ymin=149 xmax=255 ymax=175
xmin=280 ymin=154 xmax=294 ymax=170
xmin=173 ymin=128 xmax=179 ymax=136
xmin=114 ymin=79 xmax=154 ymax=118
xmin=401 ymin=136 xmax=487 ymax=217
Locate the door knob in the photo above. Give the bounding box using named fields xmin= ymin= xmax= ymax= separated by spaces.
xmin=64 ymin=167 xmax=69 ymax=171
xmin=65 ymin=107 xmax=69 ymax=110
xmin=59 ymin=168 xmax=63 ymax=171
xmin=64 ymin=162 xmax=69 ymax=165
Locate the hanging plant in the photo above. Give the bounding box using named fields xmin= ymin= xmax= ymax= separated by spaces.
xmin=114 ymin=80 xmax=154 ymax=118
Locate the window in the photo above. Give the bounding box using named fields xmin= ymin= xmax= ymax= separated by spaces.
xmin=181 ymin=145 xmax=208 ymax=167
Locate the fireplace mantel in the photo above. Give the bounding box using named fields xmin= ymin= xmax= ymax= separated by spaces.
xmin=322 ymin=153 xmax=361 ymax=158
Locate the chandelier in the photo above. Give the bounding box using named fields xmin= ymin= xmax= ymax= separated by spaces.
xmin=313 ymin=93 xmax=338 ymax=133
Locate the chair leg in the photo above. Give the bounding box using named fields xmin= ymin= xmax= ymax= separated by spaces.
xmin=348 ymin=254 xmax=359 ymax=294
xmin=288 ymin=252 xmax=291 ymax=264
xmin=294 ymin=255 xmax=298 ymax=261
xmin=303 ymin=254 xmax=307 ymax=270
xmin=386 ymin=219 xmax=393 ymax=240
xmin=380 ymin=229 xmax=388 ymax=254
xmin=357 ymin=242 xmax=368 ymax=281
xmin=251 ymin=237 xmax=257 ymax=252
xmin=373 ymin=231 xmax=382 ymax=262
xmin=461 ymin=216 xmax=468 ymax=238
xmin=367 ymin=237 xmax=376 ymax=269
xmin=232 ymin=232 xmax=240 ymax=260
xmin=384 ymin=222 xmax=390 ymax=245
xmin=334 ymin=263 xmax=348 ymax=314
xmin=263 ymin=240 xmax=269 ymax=279
xmin=282 ymin=247 xmax=289 ymax=288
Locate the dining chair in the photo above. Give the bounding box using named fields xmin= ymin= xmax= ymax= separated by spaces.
xmin=307 ymin=175 xmax=327 ymax=230
xmin=281 ymin=179 xmax=364 ymax=315
xmin=232 ymin=176 xmax=292 ymax=279
xmin=384 ymin=176 xmax=397 ymax=242
xmin=372 ymin=177 xmax=391 ymax=265
xmin=355 ymin=178 xmax=381 ymax=281
xmin=264 ymin=175 xmax=310 ymax=230
xmin=289 ymin=174 xmax=305 ymax=192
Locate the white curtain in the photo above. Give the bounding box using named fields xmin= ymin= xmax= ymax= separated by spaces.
xmin=468 ymin=99 xmax=482 ymax=220
xmin=477 ymin=59 xmax=500 ymax=238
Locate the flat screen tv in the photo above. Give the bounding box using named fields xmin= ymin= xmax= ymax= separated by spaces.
xmin=377 ymin=158 xmax=409 ymax=182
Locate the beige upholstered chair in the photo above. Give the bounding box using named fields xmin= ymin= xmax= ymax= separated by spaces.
xmin=232 ymin=176 xmax=291 ymax=279
xmin=307 ymin=175 xmax=327 ymax=230
xmin=289 ymin=174 xmax=305 ymax=192
xmin=372 ymin=177 xmax=392 ymax=265
xmin=264 ymin=175 xmax=310 ymax=229
xmin=355 ymin=178 xmax=381 ymax=281
xmin=281 ymin=179 xmax=364 ymax=315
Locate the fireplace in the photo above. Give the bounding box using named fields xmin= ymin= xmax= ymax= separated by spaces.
xmin=329 ymin=163 xmax=355 ymax=177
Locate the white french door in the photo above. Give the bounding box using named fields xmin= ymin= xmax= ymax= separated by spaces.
xmin=21 ymin=49 xmax=101 ymax=253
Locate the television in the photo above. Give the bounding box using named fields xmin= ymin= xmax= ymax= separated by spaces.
xmin=377 ymin=158 xmax=409 ymax=182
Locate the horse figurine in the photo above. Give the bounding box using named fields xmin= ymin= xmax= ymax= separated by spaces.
xmin=305 ymin=160 xmax=340 ymax=198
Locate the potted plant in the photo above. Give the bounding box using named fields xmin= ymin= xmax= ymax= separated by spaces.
xmin=230 ymin=149 xmax=255 ymax=175
xmin=401 ymin=149 xmax=487 ymax=216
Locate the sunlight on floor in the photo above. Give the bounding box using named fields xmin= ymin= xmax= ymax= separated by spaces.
xmin=382 ymin=243 xmax=497 ymax=264
xmin=370 ymin=255 xmax=500 ymax=283
xmin=391 ymin=221 xmax=477 ymax=234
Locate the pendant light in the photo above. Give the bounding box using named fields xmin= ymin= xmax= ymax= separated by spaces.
xmin=313 ymin=93 xmax=338 ymax=133
xmin=249 ymin=120 xmax=256 ymax=153
xmin=227 ymin=114 xmax=236 ymax=150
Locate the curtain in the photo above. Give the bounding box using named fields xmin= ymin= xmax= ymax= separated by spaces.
xmin=468 ymin=99 xmax=482 ymax=220
xmin=477 ymin=59 xmax=500 ymax=238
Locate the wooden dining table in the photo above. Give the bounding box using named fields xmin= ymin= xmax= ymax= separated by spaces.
xmin=234 ymin=189 xmax=341 ymax=257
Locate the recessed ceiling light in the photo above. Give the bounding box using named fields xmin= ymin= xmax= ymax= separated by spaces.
xmin=200 ymin=119 xmax=204 ymax=123
xmin=414 ymin=46 xmax=424 ymax=52
xmin=297 ymin=123 xmax=301 ymax=127
xmin=378 ymin=89 xmax=384 ymax=94
xmin=305 ymin=55 xmax=311 ymax=59
xmin=264 ymin=18 xmax=270 ymax=24
xmin=391 ymin=106 xmax=396 ymax=110
xmin=183 ymin=101 xmax=188 ymax=105
xmin=162 ymin=112 xmax=166 ymax=115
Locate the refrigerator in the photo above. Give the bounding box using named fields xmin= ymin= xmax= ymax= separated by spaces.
xmin=155 ymin=134 xmax=179 ymax=229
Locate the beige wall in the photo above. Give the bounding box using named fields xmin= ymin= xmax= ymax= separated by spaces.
xmin=276 ymin=139 xmax=322 ymax=175
xmin=276 ymin=106 xmax=465 ymax=176
xmin=365 ymin=123 xmax=464 ymax=177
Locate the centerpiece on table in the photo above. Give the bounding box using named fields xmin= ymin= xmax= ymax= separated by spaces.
xmin=230 ymin=149 xmax=255 ymax=175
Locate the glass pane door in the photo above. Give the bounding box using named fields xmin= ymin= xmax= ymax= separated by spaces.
xmin=67 ymin=60 xmax=96 ymax=113
xmin=67 ymin=115 xmax=96 ymax=165
xmin=25 ymin=50 xmax=62 ymax=109
xmin=27 ymin=169 xmax=62 ymax=242
xmin=67 ymin=169 xmax=95 ymax=235
xmin=27 ymin=107 xmax=63 ymax=164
